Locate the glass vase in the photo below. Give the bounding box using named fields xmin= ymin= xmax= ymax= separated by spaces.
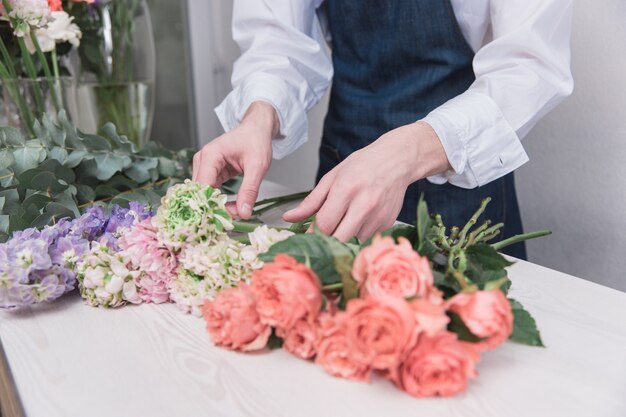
xmin=70 ymin=0 xmax=156 ymax=148
xmin=0 ymin=77 xmax=78 ymax=136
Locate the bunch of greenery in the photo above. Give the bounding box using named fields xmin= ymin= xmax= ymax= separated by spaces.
xmin=0 ymin=111 xmax=237 ymax=242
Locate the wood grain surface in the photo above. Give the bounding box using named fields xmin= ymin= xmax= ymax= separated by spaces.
xmin=1 ymin=182 xmax=625 ymax=417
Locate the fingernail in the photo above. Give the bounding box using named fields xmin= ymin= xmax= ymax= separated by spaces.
xmin=242 ymin=203 xmax=252 ymax=217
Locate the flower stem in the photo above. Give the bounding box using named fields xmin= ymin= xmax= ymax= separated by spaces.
xmin=456 ymin=197 xmax=491 ymax=248
xmin=30 ymin=31 xmax=62 ymax=111
xmin=491 ymin=230 xmax=552 ymax=251
xmin=252 ymin=191 xmax=310 ymax=216
xmin=321 ymin=282 xmax=343 ymax=291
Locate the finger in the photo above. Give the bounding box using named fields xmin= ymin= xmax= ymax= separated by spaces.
xmin=237 ymin=161 xmax=267 ymax=219
xmin=283 ymin=171 xmax=336 ymax=223
xmin=332 ymin=197 xmax=373 ymax=242
xmin=225 ymin=201 xmax=240 ymax=219
xmin=356 ymin=218 xmax=384 ymax=242
xmin=312 ymin=187 xmax=350 ymax=236
xmin=196 ymin=153 xmax=226 ymax=188
xmin=192 ymin=151 xmax=202 ymax=182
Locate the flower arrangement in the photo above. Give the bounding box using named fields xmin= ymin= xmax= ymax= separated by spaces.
xmin=0 ymin=116 xmax=549 ymax=399
xmin=203 ymin=198 xmax=546 ymax=398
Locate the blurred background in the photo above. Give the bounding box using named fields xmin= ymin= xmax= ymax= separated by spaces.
xmin=150 ymin=0 xmax=626 ymax=292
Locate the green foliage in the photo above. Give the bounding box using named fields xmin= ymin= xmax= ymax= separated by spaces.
xmin=0 ymin=111 xmax=211 ymax=241
xmin=259 ymin=230 xmax=360 ymax=307
xmin=509 ymin=299 xmax=545 ymax=347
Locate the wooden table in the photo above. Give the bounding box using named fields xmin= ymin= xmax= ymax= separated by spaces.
xmin=1 ymin=182 xmax=626 ymax=417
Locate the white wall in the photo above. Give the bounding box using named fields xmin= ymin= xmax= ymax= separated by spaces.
xmin=516 ymin=0 xmax=626 ymax=292
xmin=189 ymin=0 xmax=626 ymax=291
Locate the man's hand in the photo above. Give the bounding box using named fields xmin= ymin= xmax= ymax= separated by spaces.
xmin=283 ymin=122 xmax=451 ymax=242
xmin=192 ymin=101 xmax=278 ymax=219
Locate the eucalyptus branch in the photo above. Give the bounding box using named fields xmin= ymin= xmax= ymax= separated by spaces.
xmin=77 ymin=177 xmax=174 ymax=208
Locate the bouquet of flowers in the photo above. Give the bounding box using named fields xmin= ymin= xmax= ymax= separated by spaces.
xmin=203 ymin=198 xmax=545 ymax=398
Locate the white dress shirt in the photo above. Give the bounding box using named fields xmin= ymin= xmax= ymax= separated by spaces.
xmin=215 ymin=0 xmax=574 ymax=188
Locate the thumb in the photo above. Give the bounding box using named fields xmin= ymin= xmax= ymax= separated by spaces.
xmin=237 ymin=162 xmax=266 ymax=219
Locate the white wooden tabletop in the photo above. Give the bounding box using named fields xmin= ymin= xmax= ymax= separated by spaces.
xmin=1 ymin=181 xmax=626 ymax=417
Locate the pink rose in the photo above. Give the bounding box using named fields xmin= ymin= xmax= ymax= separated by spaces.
xmin=249 ymin=254 xmax=322 ymax=329
xmin=277 ymin=318 xmax=318 ymax=360
xmin=202 ymin=285 xmax=271 ymax=352
xmin=343 ymin=295 xmax=417 ymax=371
xmin=353 ymin=236 xmax=433 ymax=299
xmin=410 ymin=298 xmax=449 ymax=336
xmin=396 ymin=332 xmax=480 ymax=397
xmin=315 ymin=313 xmax=371 ymax=381
xmin=447 ymin=289 xmax=514 ymax=351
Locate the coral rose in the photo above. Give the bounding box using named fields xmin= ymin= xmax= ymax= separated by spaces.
xmin=315 ymin=313 xmax=370 ymax=381
xmin=277 ymin=318 xmax=318 ymax=360
xmin=202 ymin=285 xmax=270 ymax=352
xmin=352 ymin=236 xmax=433 ymax=299
xmin=343 ymin=295 xmax=417 ymax=371
xmin=447 ymin=289 xmax=514 ymax=351
xmin=249 ymin=254 xmax=321 ymax=329
xmin=396 ymin=332 xmax=480 ymax=397
xmin=410 ymin=298 xmax=449 ymax=336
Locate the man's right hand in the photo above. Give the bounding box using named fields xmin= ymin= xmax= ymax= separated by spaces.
xmin=192 ymin=101 xmax=278 ymax=219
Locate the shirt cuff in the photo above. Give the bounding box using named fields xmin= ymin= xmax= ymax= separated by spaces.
xmin=422 ymin=91 xmax=529 ymax=189
xmin=214 ymin=72 xmax=308 ymax=160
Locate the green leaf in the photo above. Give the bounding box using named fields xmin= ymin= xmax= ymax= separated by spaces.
xmin=0 ymin=215 xmax=9 ymax=234
xmin=0 ymin=126 xmax=24 ymax=146
xmin=267 ymin=329 xmax=284 ymax=350
xmin=31 ymin=172 xmax=69 ymax=194
xmin=125 ymin=158 xmax=159 ymax=183
xmin=94 ymin=153 xmax=127 ymax=181
xmin=157 ymin=157 xmax=177 ymax=177
xmin=259 ymin=233 xmax=344 ymax=286
xmin=48 ymin=146 xmax=68 ymax=164
xmin=76 ymin=184 xmax=96 ymax=204
xmin=508 ymin=299 xmax=544 ymax=347
xmin=21 ymin=193 xmax=52 ymax=210
xmin=321 ymin=233 xmax=359 ymax=302
xmin=466 ymin=244 xmax=513 ymax=270
xmin=66 ymin=150 xmax=90 ymax=168
xmin=12 ymin=139 xmax=46 ymax=174
xmin=447 ymin=311 xmax=484 ymax=343
xmin=0 ymin=148 xmax=15 ymax=170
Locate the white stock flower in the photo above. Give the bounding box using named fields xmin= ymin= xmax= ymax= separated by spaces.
xmin=248 ymin=225 xmax=294 ymax=254
xmin=6 ymin=0 xmax=50 ymax=37
xmin=77 ymin=243 xmax=142 ymax=308
xmin=24 ymin=11 xmax=82 ymax=53
xmin=169 ymin=237 xmax=262 ymax=316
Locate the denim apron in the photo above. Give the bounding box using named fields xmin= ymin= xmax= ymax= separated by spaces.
xmin=318 ymin=0 xmax=526 ymax=258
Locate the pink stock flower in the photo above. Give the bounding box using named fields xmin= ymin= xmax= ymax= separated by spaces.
xmin=118 ymin=217 xmax=177 ymax=304
xmin=395 ymin=332 xmax=480 ymax=398
xmin=352 ymin=236 xmax=434 ymax=299
xmin=447 ymin=289 xmax=514 ymax=351
xmin=249 ymin=254 xmax=321 ymax=329
xmin=202 ymin=284 xmax=271 ymax=352
xmin=342 ymin=295 xmax=418 ymax=372
xmin=277 ymin=318 xmax=318 ymax=360
xmin=315 ymin=313 xmax=371 ymax=381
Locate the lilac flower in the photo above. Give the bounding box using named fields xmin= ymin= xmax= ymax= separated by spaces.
xmin=0 ymin=222 xmax=88 ymax=309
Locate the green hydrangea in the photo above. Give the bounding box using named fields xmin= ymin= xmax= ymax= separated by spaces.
xmin=154 ymin=180 xmax=233 ymax=250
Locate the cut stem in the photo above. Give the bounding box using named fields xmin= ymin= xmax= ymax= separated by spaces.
xmin=491 ymin=230 xmax=552 ymax=251
xmin=456 ymin=197 xmax=491 ymax=248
